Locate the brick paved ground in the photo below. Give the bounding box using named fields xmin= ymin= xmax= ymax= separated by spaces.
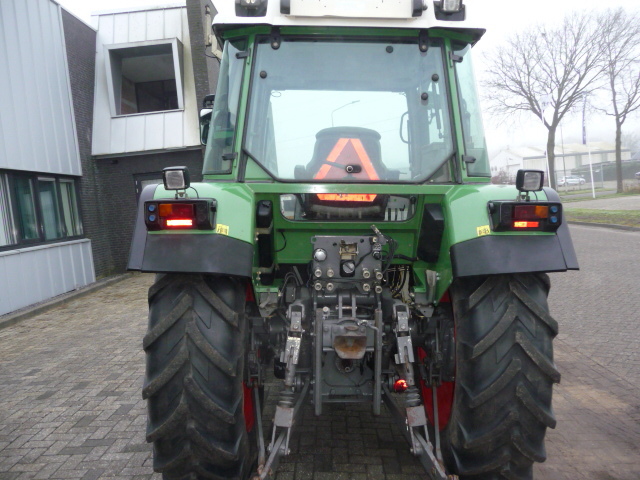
xmin=0 ymin=225 xmax=639 ymax=479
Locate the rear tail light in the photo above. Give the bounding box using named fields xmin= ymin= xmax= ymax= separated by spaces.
xmin=488 ymin=201 xmax=562 ymax=232
xmin=144 ymin=199 xmax=217 ymax=231
xmin=166 ymin=219 xmax=194 ymax=227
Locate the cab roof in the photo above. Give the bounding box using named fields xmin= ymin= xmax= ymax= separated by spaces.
xmin=213 ymin=0 xmax=485 ymax=41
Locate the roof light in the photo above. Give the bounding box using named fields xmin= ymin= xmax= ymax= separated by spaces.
xmin=163 ymin=166 xmax=190 ymax=191
xmin=237 ymin=0 xmax=267 ymax=17
xmin=440 ymin=0 xmax=461 ymax=12
xmin=434 ymin=0 xmax=465 ymax=20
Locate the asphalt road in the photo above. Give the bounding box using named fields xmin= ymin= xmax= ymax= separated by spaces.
xmin=0 ymin=225 xmax=638 ymax=480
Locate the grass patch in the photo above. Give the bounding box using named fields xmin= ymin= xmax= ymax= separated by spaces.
xmin=561 ymin=191 xmax=640 ymax=203
xmin=557 ymin=187 xmax=609 ymax=197
xmin=564 ymin=209 xmax=640 ymax=227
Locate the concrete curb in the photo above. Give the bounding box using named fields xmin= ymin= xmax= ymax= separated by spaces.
xmin=0 ymin=273 xmax=134 ymax=331
xmin=568 ymin=221 xmax=640 ymax=232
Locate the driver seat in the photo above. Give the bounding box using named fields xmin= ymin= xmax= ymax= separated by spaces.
xmin=304 ymin=127 xmax=387 ymax=181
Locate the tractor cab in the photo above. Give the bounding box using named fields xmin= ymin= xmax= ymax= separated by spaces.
xmin=202 ymin=0 xmax=490 ymax=188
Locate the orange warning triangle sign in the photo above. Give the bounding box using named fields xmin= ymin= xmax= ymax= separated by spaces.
xmin=314 ymin=138 xmax=380 ymax=181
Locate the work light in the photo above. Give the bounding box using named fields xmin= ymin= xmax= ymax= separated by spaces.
xmin=515 ymin=170 xmax=544 ymax=193
xmin=163 ymin=166 xmax=190 ymax=191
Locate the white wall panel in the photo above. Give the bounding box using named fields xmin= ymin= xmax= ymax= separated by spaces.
xmin=164 ymin=112 xmax=184 ymax=148
xmin=0 ymin=240 xmax=95 ymax=316
xmin=113 ymin=13 xmax=130 ymax=43
xmin=98 ymin=14 xmax=115 ymax=43
xmin=146 ymin=10 xmax=165 ymax=41
xmin=110 ymin=117 xmax=127 ymax=153
xmin=0 ymin=0 xmax=80 ymax=176
xmin=125 ymin=116 xmax=146 ymax=153
xmin=92 ymin=4 xmax=199 ymax=157
xmin=144 ymin=114 xmax=164 ymax=151
xmin=163 ymin=8 xmax=183 ymax=39
xmin=128 ymin=12 xmax=147 ymax=43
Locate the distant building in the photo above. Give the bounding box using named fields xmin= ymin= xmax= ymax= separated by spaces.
xmin=491 ymin=142 xmax=632 ymax=182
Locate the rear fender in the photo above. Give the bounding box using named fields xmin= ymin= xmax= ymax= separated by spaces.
xmin=127 ymin=184 xmax=254 ymax=277
xmin=447 ymin=187 xmax=579 ymax=278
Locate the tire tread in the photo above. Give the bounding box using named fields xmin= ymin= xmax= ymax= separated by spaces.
xmin=443 ymin=274 xmax=559 ymax=479
xmin=143 ymin=274 xmax=252 ymax=480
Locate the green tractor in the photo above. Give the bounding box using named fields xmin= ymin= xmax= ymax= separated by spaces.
xmin=128 ymin=1 xmax=578 ymax=479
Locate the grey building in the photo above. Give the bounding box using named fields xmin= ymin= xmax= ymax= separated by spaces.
xmin=0 ymin=0 xmax=218 ymax=316
xmin=0 ymin=0 xmax=95 ymax=316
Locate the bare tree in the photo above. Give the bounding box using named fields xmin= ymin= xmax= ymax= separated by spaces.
xmin=483 ymin=13 xmax=605 ymax=188
xmin=596 ymin=8 xmax=640 ymax=193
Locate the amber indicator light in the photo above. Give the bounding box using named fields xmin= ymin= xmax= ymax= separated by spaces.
xmin=513 ymin=205 xmax=549 ymax=220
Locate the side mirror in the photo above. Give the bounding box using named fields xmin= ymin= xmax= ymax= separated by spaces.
xmin=199 ymin=107 xmax=212 ymax=145
xmin=202 ymin=94 xmax=215 ymax=109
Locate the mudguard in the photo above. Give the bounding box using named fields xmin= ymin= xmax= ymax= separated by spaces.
xmin=449 ymin=188 xmax=579 ymax=278
xmin=127 ymin=184 xmax=254 ymax=277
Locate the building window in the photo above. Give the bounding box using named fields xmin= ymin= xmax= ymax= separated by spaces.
xmin=106 ymin=39 xmax=184 ymax=116
xmin=0 ymin=171 xmax=83 ymax=250
xmin=0 ymin=174 xmax=17 ymax=247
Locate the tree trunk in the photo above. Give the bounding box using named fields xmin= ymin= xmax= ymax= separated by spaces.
xmin=615 ymin=120 xmax=623 ymax=193
xmin=546 ymin=128 xmax=557 ymax=189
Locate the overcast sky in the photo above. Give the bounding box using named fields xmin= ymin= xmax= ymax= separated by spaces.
xmin=57 ymin=0 xmax=640 ymax=156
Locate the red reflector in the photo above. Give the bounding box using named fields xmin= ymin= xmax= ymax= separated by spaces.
xmin=159 ymin=203 xmax=194 ymax=217
xmin=513 ymin=221 xmax=539 ymax=228
xmin=166 ymin=219 xmax=194 ymax=227
xmin=514 ymin=205 xmax=548 ymax=220
xmin=394 ymin=379 xmax=408 ymax=393
xmin=317 ymin=193 xmax=377 ymax=202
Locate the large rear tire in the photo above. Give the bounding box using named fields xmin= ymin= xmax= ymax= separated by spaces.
xmin=442 ymin=274 xmax=560 ymax=480
xmin=143 ymin=274 xmax=255 ymax=480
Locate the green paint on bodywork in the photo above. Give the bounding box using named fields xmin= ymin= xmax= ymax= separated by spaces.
xmin=150 ymin=179 xmax=554 ymax=302
xmin=152 ymin=183 xmax=255 ymax=243
xmin=145 ymin=26 xmax=560 ymax=305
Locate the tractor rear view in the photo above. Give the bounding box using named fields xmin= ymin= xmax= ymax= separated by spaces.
xmin=128 ymin=1 xmax=578 ymax=479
